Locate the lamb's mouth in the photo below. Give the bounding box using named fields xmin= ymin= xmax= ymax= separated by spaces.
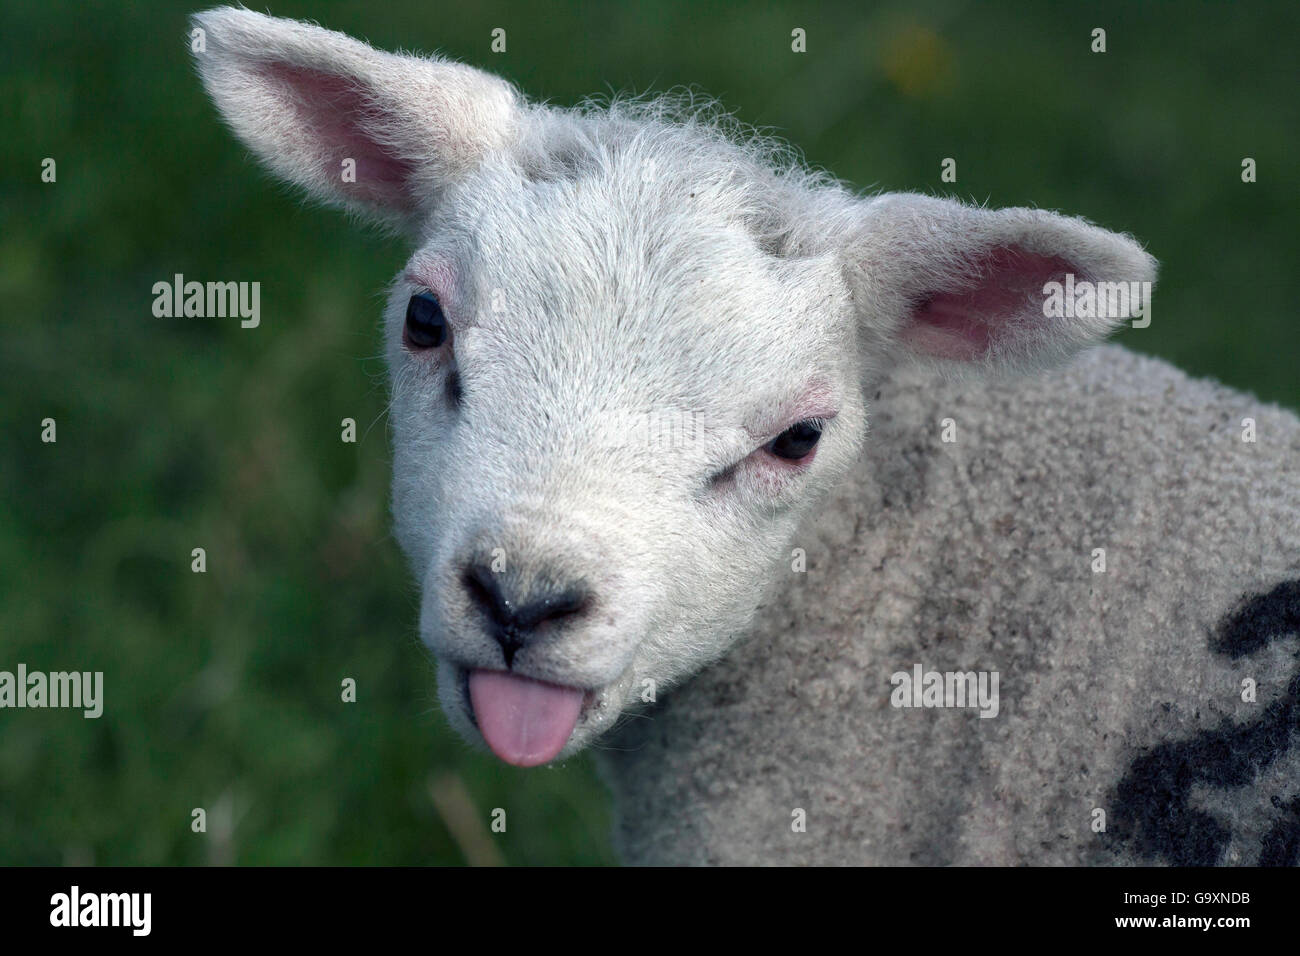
xmin=456 ymin=665 xmax=606 ymax=767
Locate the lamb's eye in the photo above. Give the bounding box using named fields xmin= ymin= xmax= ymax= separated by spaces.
xmin=405 ymin=291 xmax=447 ymax=349
xmin=766 ymin=419 xmax=823 ymax=461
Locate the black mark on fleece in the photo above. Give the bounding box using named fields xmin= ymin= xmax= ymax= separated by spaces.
xmin=1111 ymin=580 xmax=1300 ymax=866
xmin=1259 ymin=795 xmax=1300 ymax=866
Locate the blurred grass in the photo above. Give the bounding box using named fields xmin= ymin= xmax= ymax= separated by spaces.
xmin=1 ymin=0 xmax=1296 ymax=864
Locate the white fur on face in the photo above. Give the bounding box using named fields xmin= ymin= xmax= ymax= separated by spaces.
xmin=386 ymin=147 xmax=866 ymax=755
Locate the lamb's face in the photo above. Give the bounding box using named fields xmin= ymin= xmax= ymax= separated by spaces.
xmin=387 ymin=159 xmax=867 ymax=764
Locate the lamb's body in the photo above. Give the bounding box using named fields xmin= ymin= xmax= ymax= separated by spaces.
xmin=602 ymin=345 xmax=1300 ymax=865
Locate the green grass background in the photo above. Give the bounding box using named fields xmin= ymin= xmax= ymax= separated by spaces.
xmin=1 ymin=0 xmax=1296 ymax=864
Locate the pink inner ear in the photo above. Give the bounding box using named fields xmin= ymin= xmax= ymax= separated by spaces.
xmin=260 ymin=63 xmax=416 ymax=208
xmin=900 ymin=247 xmax=1076 ymax=361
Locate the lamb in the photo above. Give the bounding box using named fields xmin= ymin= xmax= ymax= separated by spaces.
xmin=192 ymin=7 xmax=1300 ymax=866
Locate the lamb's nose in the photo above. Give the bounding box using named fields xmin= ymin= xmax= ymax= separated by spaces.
xmin=462 ymin=562 xmax=590 ymax=667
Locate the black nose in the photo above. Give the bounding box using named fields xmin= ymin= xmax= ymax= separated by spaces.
xmin=462 ymin=562 xmax=590 ymax=667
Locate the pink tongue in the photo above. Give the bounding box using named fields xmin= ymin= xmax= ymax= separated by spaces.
xmin=468 ymin=670 xmax=584 ymax=767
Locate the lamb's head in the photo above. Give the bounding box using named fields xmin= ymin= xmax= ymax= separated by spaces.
xmin=195 ymin=8 xmax=1157 ymax=765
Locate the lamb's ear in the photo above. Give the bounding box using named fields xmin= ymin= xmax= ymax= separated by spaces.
xmin=843 ymin=193 xmax=1157 ymax=376
xmin=191 ymin=7 xmax=519 ymax=226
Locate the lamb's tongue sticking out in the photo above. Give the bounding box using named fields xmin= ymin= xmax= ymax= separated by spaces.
xmin=468 ymin=670 xmax=584 ymax=767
